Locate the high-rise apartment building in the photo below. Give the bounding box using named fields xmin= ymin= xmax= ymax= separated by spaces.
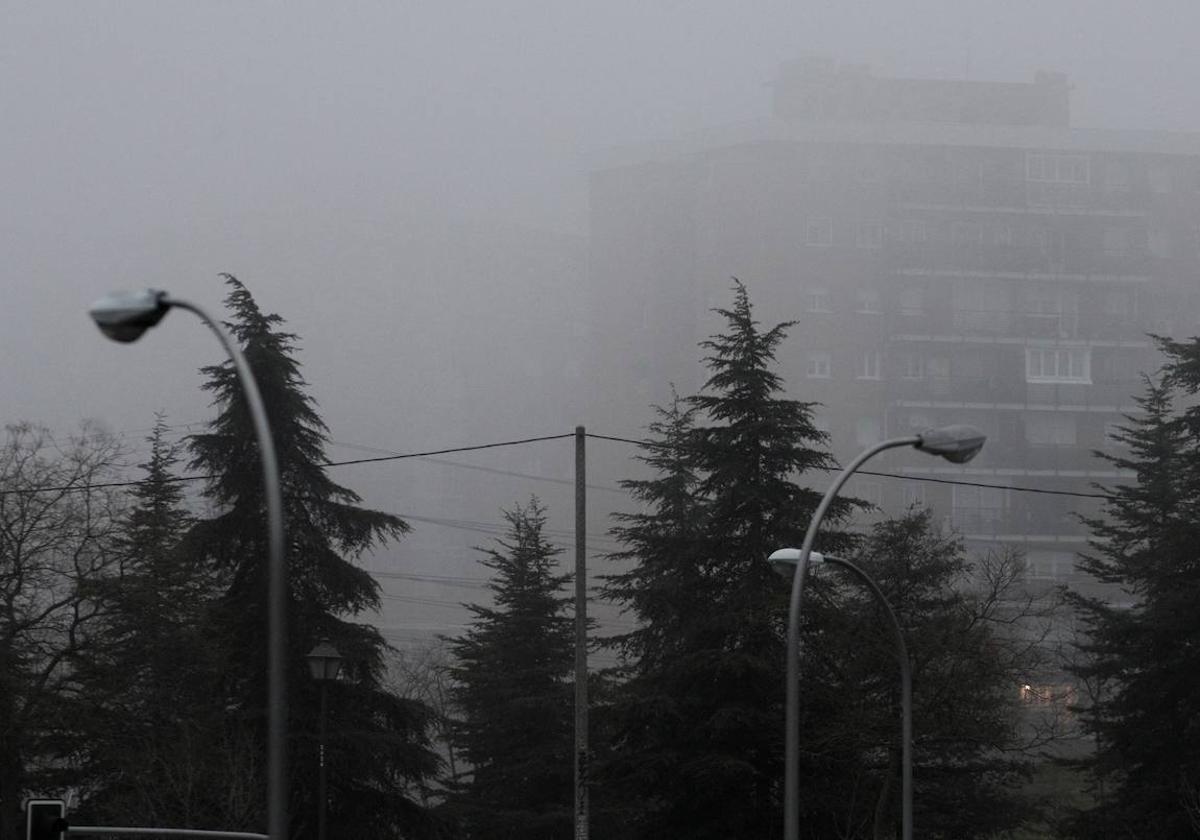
xmin=586 ymin=60 xmax=1200 ymax=591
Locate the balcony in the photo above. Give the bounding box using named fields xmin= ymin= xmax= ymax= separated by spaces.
xmin=889 ymin=376 xmax=1143 ymax=410
xmin=889 ymin=178 xmax=1150 ymax=217
xmin=949 ymin=505 xmax=1090 ymax=538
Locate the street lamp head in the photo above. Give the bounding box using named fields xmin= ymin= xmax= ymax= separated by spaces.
xmin=768 ymin=548 xmax=826 ymax=578
xmin=914 ymin=424 xmax=987 ymax=464
xmin=307 ymin=640 xmax=344 ymax=683
xmin=88 ymin=289 xmax=171 ymax=343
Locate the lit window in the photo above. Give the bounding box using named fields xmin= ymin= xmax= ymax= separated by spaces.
xmin=806 ymin=217 xmax=834 ymax=247
xmin=806 ymin=287 xmax=832 ymax=313
xmin=856 ymin=222 xmax=884 ymax=249
xmin=1026 ymin=346 xmax=1091 ymax=383
xmin=857 ymin=352 xmax=882 ymax=380
xmin=806 ymin=351 xmax=832 ymax=379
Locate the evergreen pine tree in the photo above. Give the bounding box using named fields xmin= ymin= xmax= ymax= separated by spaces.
xmin=445 ymin=498 xmax=575 ymax=840
xmin=603 ymin=281 xmax=856 ymax=840
xmin=1068 ymin=345 xmax=1200 ymax=837
xmin=185 ymin=275 xmax=441 ymax=839
xmin=69 ymin=415 xmax=247 ymax=828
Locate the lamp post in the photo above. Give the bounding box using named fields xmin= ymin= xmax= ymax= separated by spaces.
xmin=307 ymin=641 xmax=343 ymax=840
xmin=769 ymin=549 xmax=912 ymax=840
xmin=780 ymin=425 xmax=985 ymax=840
xmin=88 ymin=289 xmax=288 ymax=840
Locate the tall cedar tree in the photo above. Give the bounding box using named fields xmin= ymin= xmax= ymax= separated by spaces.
xmin=69 ymin=416 xmax=253 ymax=829
xmin=809 ymin=510 xmax=1035 ymax=839
xmin=445 ymin=498 xmax=575 ymax=840
xmin=602 ymin=281 xmax=857 ymax=840
xmin=1068 ymin=341 xmax=1200 ymax=838
xmin=185 ymin=276 xmax=442 ymax=839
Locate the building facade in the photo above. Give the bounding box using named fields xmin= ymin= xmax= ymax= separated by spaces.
xmin=586 ymin=60 xmax=1200 ymax=592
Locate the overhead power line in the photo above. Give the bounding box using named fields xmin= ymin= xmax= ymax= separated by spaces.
xmin=586 ymin=432 xmax=1114 ymax=500
xmin=0 ymin=428 xmax=1119 ymax=502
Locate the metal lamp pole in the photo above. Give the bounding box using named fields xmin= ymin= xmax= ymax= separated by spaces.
xmin=780 ymin=425 xmax=986 ymax=840
xmin=88 ymin=290 xmax=288 ymax=840
xmin=306 ymin=641 xmax=342 ymax=840
xmin=771 ymin=550 xmax=912 ymax=840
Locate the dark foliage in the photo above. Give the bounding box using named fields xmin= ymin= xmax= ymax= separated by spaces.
xmin=601 ymin=281 xmax=856 ymax=840
xmin=183 ymin=275 xmax=442 ymax=839
xmin=445 ymin=498 xmax=575 ymax=840
xmin=1067 ymin=337 xmax=1200 ymax=838
xmin=809 ymin=509 xmax=1036 ymax=838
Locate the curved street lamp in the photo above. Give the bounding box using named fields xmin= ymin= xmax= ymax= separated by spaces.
xmin=770 ymin=549 xmax=912 ymax=840
xmin=780 ymin=425 xmax=985 ymax=840
xmin=88 ymin=289 xmax=288 ymax=840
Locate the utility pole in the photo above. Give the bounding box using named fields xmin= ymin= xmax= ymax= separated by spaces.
xmin=573 ymin=426 xmax=589 ymax=840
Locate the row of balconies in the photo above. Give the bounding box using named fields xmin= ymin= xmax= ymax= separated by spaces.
xmin=887 ymin=309 xmax=1153 ymax=342
xmin=889 ymin=178 xmax=1185 ymax=214
xmin=947 ymin=504 xmax=1091 ymax=538
xmin=887 ymin=241 xmax=1167 ymax=277
xmin=888 ymin=377 xmax=1144 ymax=408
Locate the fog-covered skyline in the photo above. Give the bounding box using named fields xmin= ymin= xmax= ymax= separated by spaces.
xmin=6 ymin=2 xmax=1200 ymax=437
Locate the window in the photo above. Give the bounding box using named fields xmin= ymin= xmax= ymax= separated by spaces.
xmin=858 ymin=481 xmax=883 ymax=507
xmin=1026 ymin=412 xmax=1078 ymax=445
xmin=855 ymin=287 xmax=881 ymax=313
xmin=906 ymin=411 xmax=933 ymax=431
xmin=1149 ymin=230 xmax=1171 ymax=258
xmin=1149 ymin=164 xmax=1172 ymax=194
xmin=898 ymin=287 xmax=924 ymax=315
xmin=952 ymin=485 xmax=1009 ymax=531
xmin=902 ymin=482 xmax=926 ymax=508
xmin=1103 ymin=227 xmax=1130 ymax=256
xmin=856 ymin=222 xmax=884 ymax=249
xmin=1026 ymin=152 xmax=1090 ymax=184
xmin=951 ymin=220 xmax=983 ymax=245
xmin=806 ymin=287 xmax=832 ymax=313
xmin=1103 ymin=289 xmax=1135 ymax=318
xmin=855 ymin=416 xmax=881 ymax=447
xmin=1106 ymin=160 xmax=1130 ymax=192
xmin=806 ymin=351 xmax=832 ymax=379
xmin=899 ymin=218 xmax=928 ymax=244
xmin=806 ymin=217 xmax=833 ymax=247
xmin=857 ymin=351 xmax=882 ymax=380
xmin=1026 ymin=550 xmax=1074 ymax=581
xmin=900 ymin=352 xmax=925 ymax=379
xmin=1026 ymin=346 xmax=1091 ymax=383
